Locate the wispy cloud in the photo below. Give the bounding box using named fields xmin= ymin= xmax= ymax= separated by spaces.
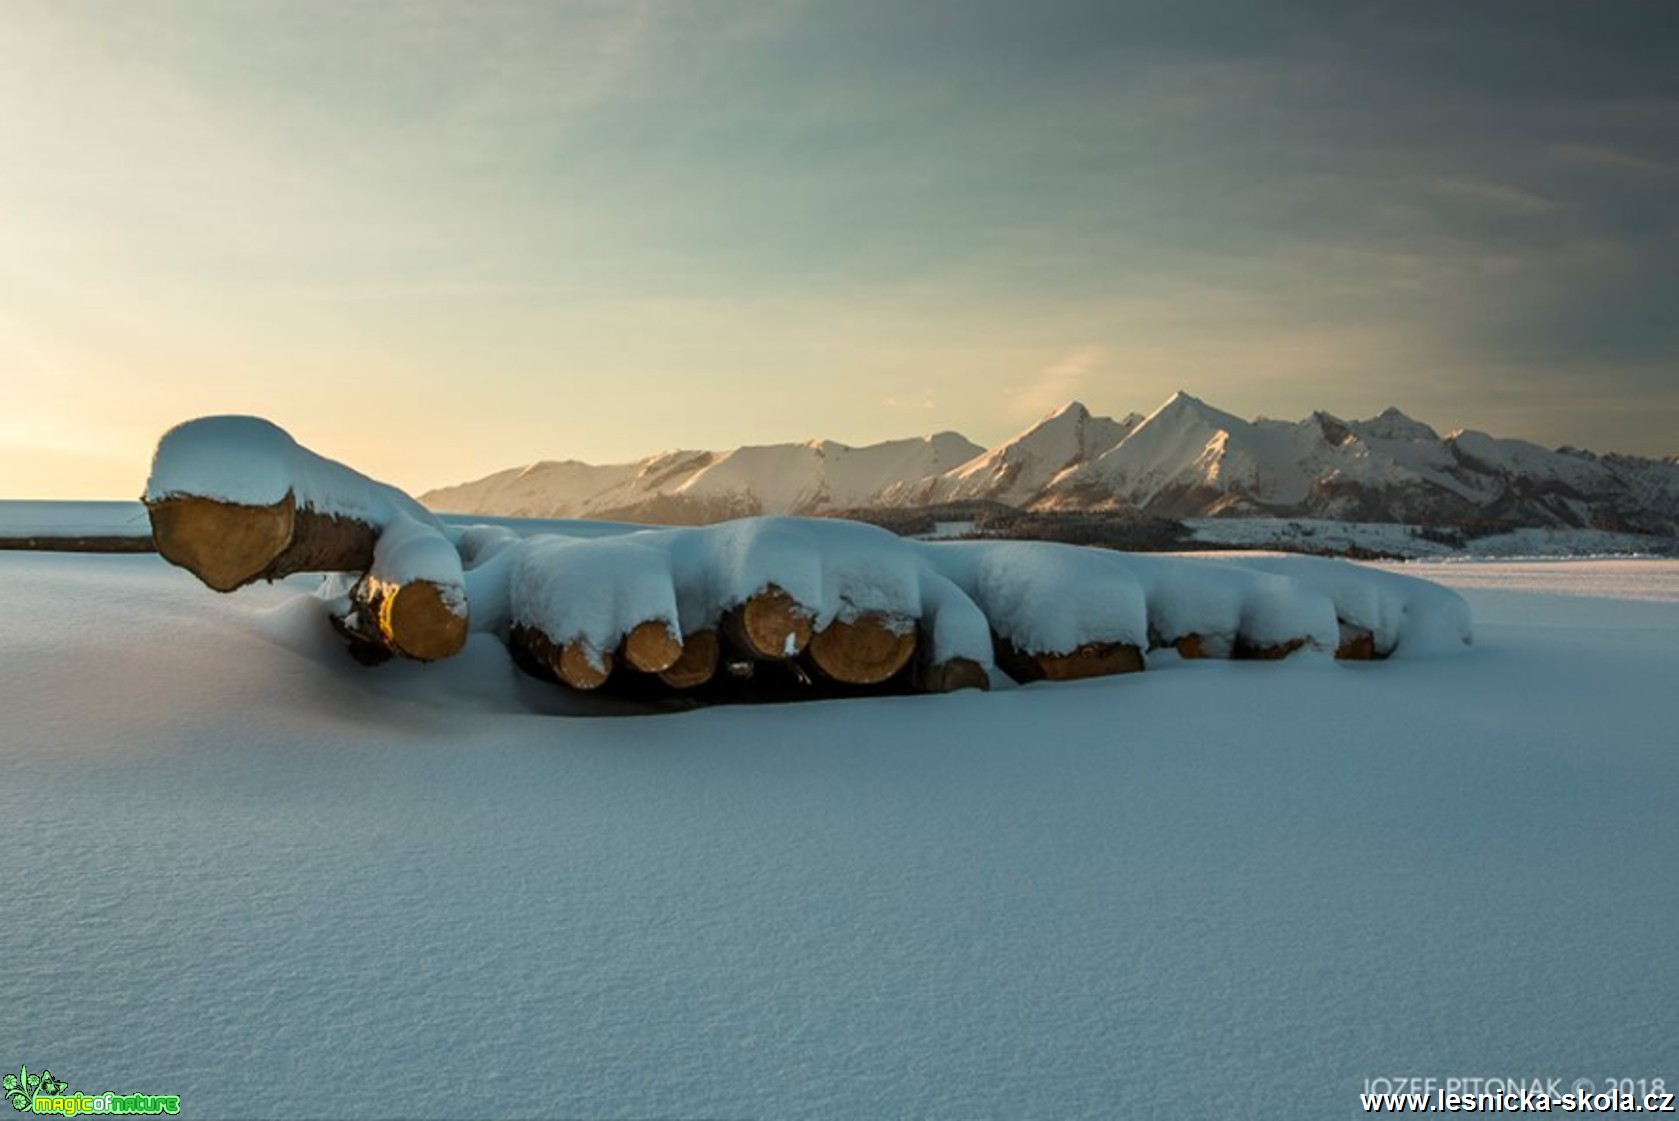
xmin=1417 ymin=176 xmax=1557 ymax=214
xmin=1550 ymin=143 xmax=1679 ymax=175
xmin=884 ymin=390 xmax=937 ymax=410
xmin=1010 ymin=347 xmax=1103 ymax=417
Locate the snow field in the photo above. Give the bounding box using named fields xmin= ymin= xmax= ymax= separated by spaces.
xmin=2 ymin=552 xmax=1674 ymax=1120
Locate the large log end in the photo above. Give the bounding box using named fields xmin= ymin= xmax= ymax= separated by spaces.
xmin=724 ymin=586 xmax=813 ymax=660
xmin=378 ymin=579 xmax=469 ymax=662
xmin=147 ymin=493 xmax=297 ymax=592
xmin=807 ymin=613 xmax=917 ymax=685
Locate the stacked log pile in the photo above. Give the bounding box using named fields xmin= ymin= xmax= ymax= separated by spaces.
xmin=143 ymin=417 xmax=1470 ymax=708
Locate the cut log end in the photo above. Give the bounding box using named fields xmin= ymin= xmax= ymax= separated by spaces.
xmin=1334 ymin=622 xmax=1378 ymax=661
xmin=724 ymin=586 xmax=813 ymax=660
xmin=996 ymin=638 xmax=1145 ymax=683
xmin=1234 ymin=636 xmax=1310 ymax=661
xmin=807 ymin=614 xmax=917 ymax=685
xmin=333 ymin=576 xmax=468 ymax=663
xmin=147 ymin=493 xmax=296 ymax=592
xmin=802 ymin=614 xmax=913 ymax=684
xmin=657 ymin=629 xmax=720 ymax=690
xmin=916 ymin=656 xmax=991 ymax=694
xmin=558 ymin=641 xmax=613 ymax=691
xmin=508 ymin=624 xmax=557 ymax=682
xmin=621 ymin=619 xmax=684 ymax=674
xmin=512 ymin=624 xmax=616 ymax=691
xmin=379 ymin=579 xmax=469 ymax=662
xmin=147 ymin=490 xmax=379 ymax=591
xmin=1170 ymin=633 xmax=1236 ymax=659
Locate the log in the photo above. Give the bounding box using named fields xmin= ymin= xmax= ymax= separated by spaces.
xmin=147 ymin=492 xmax=377 ymax=592
xmin=1168 ymin=633 xmax=1238 ymax=659
xmin=1334 ymin=622 xmax=1377 ymax=661
xmin=509 ymin=624 xmax=614 ymax=690
xmin=558 ymin=641 xmax=614 ymax=691
xmin=913 ymin=656 xmax=991 ymax=694
xmin=336 ymin=574 xmax=469 ymax=663
xmin=328 ymin=609 xmax=395 ymax=667
xmin=721 ymin=585 xmax=813 ymax=661
xmin=1233 ymin=637 xmax=1310 ymax=661
xmin=806 ymin=613 xmax=917 ymax=685
xmin=656 ymin=629 xmax=720 ymax=690
xmin=508 ymin=623 xmax=559 ymax=682
xmin=994 ymin=637 xmax=1145 ymax=683
xmin=620 ymin=619 xmax=684 ymax=674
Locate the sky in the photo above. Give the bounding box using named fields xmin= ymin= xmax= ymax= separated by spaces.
xmin=2 ymin=0 xmax=1676 ymax=498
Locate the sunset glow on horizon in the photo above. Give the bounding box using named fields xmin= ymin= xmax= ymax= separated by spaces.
xmin=3 ymin=1 xmax=1675 ymax=498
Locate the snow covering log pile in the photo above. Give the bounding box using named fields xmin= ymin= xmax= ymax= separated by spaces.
xmin=144 ymin=417 xmax=1474 ymax=705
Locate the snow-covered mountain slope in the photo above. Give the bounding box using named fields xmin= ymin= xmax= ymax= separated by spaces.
xmin=424 ymin=434 xmax=985 ymax=523
xmin=1036 ymin=392 xmax=1679 ymax=532
xmin=879 ymin=402 xmax=1143 ymax=508
xmin=1036 ymin=392 xmax=1320 ymax=513
xmin=423 ymin=393 xmax=1679 ymax=534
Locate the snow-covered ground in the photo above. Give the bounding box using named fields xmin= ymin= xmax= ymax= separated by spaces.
xmin=4 ymin=551 xmax=1677 ymax=1119
xmin=0 ymin=499 xmax=154 ymax=538
xmin=1186 ymin=517 xmax=1461 ymax=557
xmin=0 ymin=499 xmax=650 ymax=543
xmin=9 ymin=499 xmax=1673 ymax=565
xmin=1384 ymin=556 xmax=1679 ymax=603
xmin=1185 ymin=516 xmax=1674 ymax=560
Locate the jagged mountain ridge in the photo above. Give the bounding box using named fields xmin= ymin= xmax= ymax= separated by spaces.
xmin=422 ymin=432 xmax=988 ymax=525
xmin=421 ymin=392 xmax=1679 ymax=534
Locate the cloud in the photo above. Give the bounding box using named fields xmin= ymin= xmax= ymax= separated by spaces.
xmin=1417 ymin=176 xmax=1557 ymax=214
xmin=1550 ymin=144 xmax=1679 ymax=175
xmin=1010 ymin=347 xmax=1103 ymax=417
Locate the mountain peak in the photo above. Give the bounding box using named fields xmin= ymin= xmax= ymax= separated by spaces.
xmin=422 ymin=393 xmax=1679 ymax=537
xmin=1000 ymin=399 xmax=1103 ymax=452
xmin=1157 ymin=389 xmax=1222 ymax=415
xmin=1358 ymin=407 xmax=1440 ymax=442
xmin=1312 ymin=410 xmax=1354 ymax=446
xmin=1143 ymin=389 xmax=1242 ymax=432
xmin=1042 ymin=400 xmax=1091 ymax=422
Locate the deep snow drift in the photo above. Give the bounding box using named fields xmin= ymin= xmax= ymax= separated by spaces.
xmin=3 ymin=553 xmax=1676 ymax=1120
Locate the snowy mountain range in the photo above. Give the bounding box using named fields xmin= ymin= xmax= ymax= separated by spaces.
xmin=422 ymin=392 xmax=1679 ymax=535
